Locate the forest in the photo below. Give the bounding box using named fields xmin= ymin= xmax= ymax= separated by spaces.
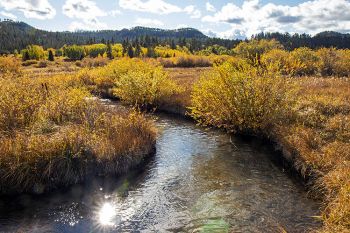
xmin=2 ymin=19 xmax=350 ymax=54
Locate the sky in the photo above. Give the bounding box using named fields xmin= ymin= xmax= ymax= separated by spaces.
xmin=0 ymin=0 xmax=350 ymax=39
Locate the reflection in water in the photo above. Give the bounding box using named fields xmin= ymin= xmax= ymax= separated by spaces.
xmin=98 ymin=203 xmax=116 ymax=226
xmin=0 ymin=111 xmax=321 ymax=232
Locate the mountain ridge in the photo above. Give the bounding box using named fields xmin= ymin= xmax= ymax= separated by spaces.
xmin=1 ymin=20 xmax=350 ymax=53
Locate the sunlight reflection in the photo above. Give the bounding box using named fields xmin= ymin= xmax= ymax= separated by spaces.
xmin=99 ymin=202 xmax=116 ymax=226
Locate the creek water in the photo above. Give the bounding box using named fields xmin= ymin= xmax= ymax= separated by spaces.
xmin=0 ymin=111 xmax=321 ymax=233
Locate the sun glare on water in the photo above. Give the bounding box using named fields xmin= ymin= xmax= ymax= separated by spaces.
xmin=99 ymin=202 xmax=117 ymax=226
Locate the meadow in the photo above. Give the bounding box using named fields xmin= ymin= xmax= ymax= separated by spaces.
xmin=0 ymin=39 xmax=349 ymax=232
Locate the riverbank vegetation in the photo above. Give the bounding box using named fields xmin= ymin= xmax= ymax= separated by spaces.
xmin=190 ymin=60 xmax=349 ymax=232
xmin=0 ymin=67 xmax=156 ymax=195
xmin=0 ymin=37 xmax=349 ymax=231
xmin=76 ymin=58 xmax=182 ymax=108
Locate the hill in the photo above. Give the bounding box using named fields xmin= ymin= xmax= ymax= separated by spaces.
xmin=253 ymin=31 xmax=350 ymax=50
xmin=1 ymin=19 xmax=350 ymax=53
xmin=0 ymin=20 xmax=210 ymax=53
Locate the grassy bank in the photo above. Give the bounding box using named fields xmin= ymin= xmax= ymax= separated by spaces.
xmin=71 ymin=58 xmax=349 ymax=231
xmin=185 ymin=64 xmax=349 ymax=232
xmin=0 ymin=71 xmax=156 ymax=195
xmin=1 ymin=55 xmax=348 ymax=231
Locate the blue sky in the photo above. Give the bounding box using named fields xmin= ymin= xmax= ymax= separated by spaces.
xmin=0 ymin=0 xmax=349 ymax=39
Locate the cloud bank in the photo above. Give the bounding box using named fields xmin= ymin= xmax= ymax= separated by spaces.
xmin=0 ymin=0 xmax=56 ymax=19
xmin=202 ymin=0 xmax=350 ymax=38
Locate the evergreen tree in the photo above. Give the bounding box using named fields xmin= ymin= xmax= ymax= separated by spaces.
xmin=171 ymin=39 xmax=176 ymax=49
xmin=48 ymin=50 xmax=54 ymax=61
xmin=122 ymin=39 xmax=128 ymax=56
xmin=127 ymin=44 xmax=134 ymax=58
xmin=146 ymin=46 xmax=155 ymax=58
xmin=134 ymin=42 xmax=142 ymax=57
xmin=23 ymin=50 xmax=30 ymax=61
xmin=106 ymin=41 xmax=113 ymax=59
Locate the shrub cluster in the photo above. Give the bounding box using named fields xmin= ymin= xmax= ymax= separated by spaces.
xmin=0 ymin=56 xmax=21 ymax=74
xmin=189 ymin=60 xmax=350 ymax=231
xmin=158 ymin=55 xmax=212 ymax=68
xmin=77 ymin=58 xmax=182 ymax=106
xmin=259 ymin=47 xmax=350 ymax=77
xmin=190 ymin=60 xmax=296 ymax=134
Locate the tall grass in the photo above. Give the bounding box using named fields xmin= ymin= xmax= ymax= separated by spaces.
xmin=0 ymin=73 xmax=156 ymax=194
xmin=189 ymin=61 xmax=350 ymax=231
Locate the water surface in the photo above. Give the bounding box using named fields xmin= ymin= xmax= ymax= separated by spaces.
xmin=0 ymin=112 xmax=321 ymax=232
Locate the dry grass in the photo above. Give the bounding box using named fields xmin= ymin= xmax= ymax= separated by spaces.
xmin=158 ymin=55 xmax=212 ymax=68
xmin=2 ymin=56 xmax=348 ymax=231
xmin=158 ymin=67 xmax=209 ymax=114
xmin=0 ymin=56 xmax=21 ymax=74
xmin=167 ymin=68 xmax=349 ymax=232
xmin=0 ymin=72 xmax=156 ymax=195
xmin=274 ymin=77 xmax=350 ymax=232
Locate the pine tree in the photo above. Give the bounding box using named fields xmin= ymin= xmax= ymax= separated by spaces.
xmin=134 ymin=42 xmax=142 ymax=57
xmin=23 ymin=50 xmax=30 ymax=61
xmin=146 ymin=46 xmax=155 ymax=58
xmin=171 ymin=39 xmax=176 ymax=49
xmin=48 ymin=50 xmax=54 ymax=61
xmin=127 ymin=45 xmax=134 ymax=58
xmin=106 ymin=41 xmax=113 ymax=59
xmin=122 ymin=40 xmax=128 ymax=56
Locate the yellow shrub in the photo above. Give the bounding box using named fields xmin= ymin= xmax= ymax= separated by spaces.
xmin=334 ymin=49 xmax=350 ymax=77
xmin=233 ymin=39 xmax=283 ymax=63
xmin=261 ymin=49 xmax=304 ymax=76
xmin=290 ymin=47 xmax=320 ymax=76
xmin=0 ymin=56 xmax=21 ymax=74
xmin=155 ymin=45 xmax=188 ymax=58
xmin=190 ymin=60 xmax=297 ymax=134
xmin=113 ymin=62 xmax=181 ymax=107
xmin=157 ymin=55 xmax=212 ymax=68
xmin=317 ymin=48 xmax=338 ymax=76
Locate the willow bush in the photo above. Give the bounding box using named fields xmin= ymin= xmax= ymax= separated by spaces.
xmin=113 ymin=61 xmax=182 ymax=107
xmin=77 ymin=58 xmax=181 ymax=107
xmin=0 ymin=56 xmax=21 ymax=74
xmin=190 ymin=60 xmax=297 ymax=134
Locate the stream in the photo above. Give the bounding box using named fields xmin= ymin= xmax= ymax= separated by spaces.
xmin=0 ymin=110 xmax=321 ymax=232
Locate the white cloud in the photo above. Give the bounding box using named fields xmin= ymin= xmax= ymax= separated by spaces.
xmin=202 ymin=0 xmax=350 ymax=39
xmin=119 ymin=0 xmax=182 ymax=14
xmin=68 ymin=19 xmax=107 ymax=31
xmin=135 ymin=17 xmax=164 ymax=27
xmin=119 ymin=0 xmax=201 ymax=18
xmin=0 ymin=11 xmax=17 ymax=20
xmin=184 ymin=5 xmax=201 ymax=19
xmin=109 ymin=9 xmax=122 ymax=17
xmin=206 ymin=2 xmax=216 ymax=12
xmin=63 ymin=0 xmax=106 ymax=20
xmin=63 ymin=0 xmax=108 ymax=32
xmin=0 ymin=0 xmax=56 ymax=19
xmin=175 ymin=24 xmax=189 ymax=29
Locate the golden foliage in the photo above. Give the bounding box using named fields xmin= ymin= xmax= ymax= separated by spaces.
xmin=113 ymin=60 xmax=182 ymax=107
xmin=190 ymin=60 xmax=297 ymax=134
xmin=0 ymin=56 xmax=21 ymax=74
xmin=0 ymin=73 xmax=156 ymax=194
